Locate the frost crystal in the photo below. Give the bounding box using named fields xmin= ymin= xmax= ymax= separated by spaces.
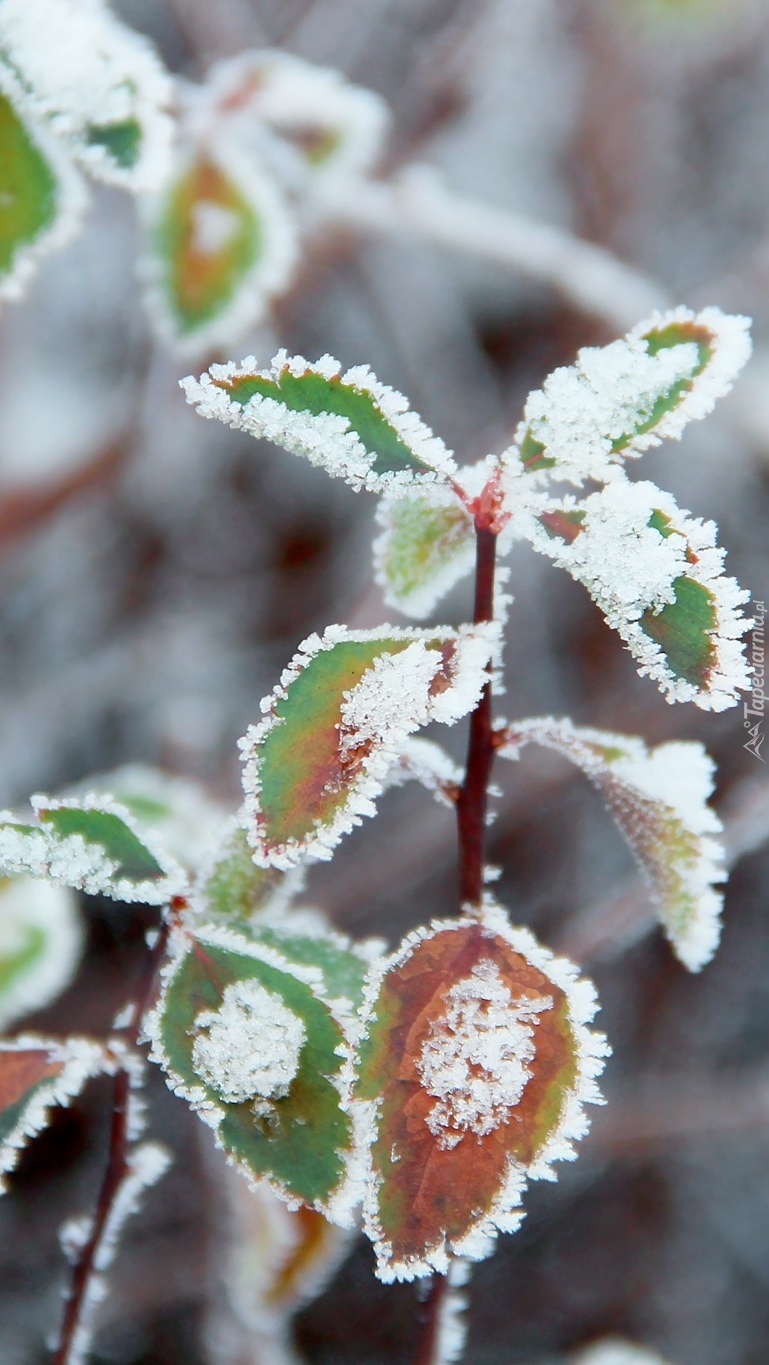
xmin=0 ymin=0 xmax=174 ymax=189
xmin=192 ymin=979 xmax=305 ymax=1106
xmin=417 ymin=961 xmax=552 ymax=1149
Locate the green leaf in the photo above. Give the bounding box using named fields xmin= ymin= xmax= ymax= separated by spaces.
xmin=240 ymin=624 xmax=493 ymax=869
xmin=248 ymin=917 xmax=383 ymax=1012
xmin=0 ymin=797 xmax=187 ymax=904
xmin=499 ymin=718 xmax=725 ymax=971
xmin=524 ymin=477 xmax=750 ymax=711
xmin=147 ymin=926 xmax=356 ymax=1219
xmin=0 ymin=878 xmax=83 ymax=1029
xmin=182 ymin=352 xmax=458 ymax=494
xmin=145 ymin=146 xmax=297 ymax=353
xmin=0 ymin=84 xmax=85 ymax=302
xmin=0 ymin=1036 xmax=109 ymax=1190
xmin=0 ymin=0 xmax=174 ymax=190
xmin=505 ymin=306 xmax=751 ymax=490
xmin=373 ymin=488 xmax=475 ymax=619
xmin=353 ymin=904 xmax=607 ymax=1281
xmin=198 ymin=823 xmax=298 ymax=923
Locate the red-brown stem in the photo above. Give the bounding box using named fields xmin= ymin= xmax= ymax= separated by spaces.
xmin=412 ymin=525 xmax=498 ymax=1365
xmin=412 ymin=1273 xmax=450 ymax=1365
xmin=456 ymin=525 xmax=498 ymax=907
xmin=52 ymin=910 xmax=176 ymax=1365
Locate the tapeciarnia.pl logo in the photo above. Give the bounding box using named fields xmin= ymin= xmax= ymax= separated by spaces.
xmin=744 ymin=600 xmax=765 ymax=762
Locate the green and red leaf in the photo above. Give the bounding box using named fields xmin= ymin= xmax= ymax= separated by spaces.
xmin=146 ymin=925 xmax=357 ymax=1220
xmin=0 ymin=1036 xmax=110 ymax=1190
xmin=182 ymin=351 xmax=458 ymax=494
xmin=352 ymin=902 xmax=607 ymax=1280
xmin=499 ymin=718 xmax=725 ymax=971
xmin=239 ymin=624 xmax=494 ymax=868
xmin=144 ymin=144 xmax=297 ymax=353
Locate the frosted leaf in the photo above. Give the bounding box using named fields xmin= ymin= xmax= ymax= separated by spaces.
xmin=221 ymin=1169 xmax=352 ymax=1337
xmin=0 ymin=795 xmax=188 ymax=905
xmin=417 ymin=961 xmax=553 ymax=1148
xmin=0 ymin=77 xmax=86 ymax=303
xmin=0 ymin=0 xmax=174 ymax=189
xmin=142 ymin=142 xmax=298 ymax=355
xmin=203 ymin=50 xmax=390 ymax=179
xmin=0 ymin=1035 xmax=112 ymax=1191
xmin=388 ymin=737 xmax=463 ymax=807
xmin=351 ymin=900 xmax=609 ymax=1281
xmin=237 ymin=905 xmax=385 ymax=1014
xmin=193 ymin=819 xmax=303 ymax=926
xmin=146 ymin=924 xmax=356 ymax=1220
xmin=523 ymin=477 xmax=751 ymax=711
xmin=499 ymin=717 xmax=724 ymax=971
xmin=0 ymin=877 xmax=83 ymax=1029
xmin=239 ymin=623 xmax=495 ymax=869
xmin=573 ymin=1341 xmax=674 ymax=1365
xmin=504 ymin=306 xmax=751 ymax=494
xmin=192 ymin=979 xmax=306 ymax=1107
xmin=181 ymin=351 xmax=458 ymax=495
xmin=66 ymin=765 xmax=229 ymax=876
xmin=373 ymin=485 xmax=476 ymax=619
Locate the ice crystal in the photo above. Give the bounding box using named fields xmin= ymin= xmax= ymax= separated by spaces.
xmin=417 ymin=961 xmax=552 ymax=1149
xmin=192 ymin=979 xmax=305 ymax=1106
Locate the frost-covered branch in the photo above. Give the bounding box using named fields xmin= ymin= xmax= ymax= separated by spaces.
xmin=316 ymin=166 xmax=668 ymax=334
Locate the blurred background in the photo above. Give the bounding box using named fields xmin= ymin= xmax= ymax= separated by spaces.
xmin=3 ymin=0 xmax=769 ymax=1361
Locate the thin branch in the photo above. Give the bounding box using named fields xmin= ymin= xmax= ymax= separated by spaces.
xmin=317 ymin=167 xmax=668 ymax=335
xmin=52 ymin=907 xmax=178 ymax=1365
xmin=456 ymin=526 xmax=498 ymax=908
xmin=412 ymin=1273 xmax=450 ymax=1365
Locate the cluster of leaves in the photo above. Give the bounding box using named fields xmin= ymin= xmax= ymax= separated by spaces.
xmin=0 ymin=303 xmax=753 ymax=1333
xmin=0 ymin=2 xmax=388 ymax=353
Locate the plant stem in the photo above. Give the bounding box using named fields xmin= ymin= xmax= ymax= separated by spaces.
xmin=53 ymin=911 xmax=175 ymax=1365
xmin=457 ymin=525 xmax=498 ymax=908
xmin=412 ymin=1273 xmax=450 ymax=1365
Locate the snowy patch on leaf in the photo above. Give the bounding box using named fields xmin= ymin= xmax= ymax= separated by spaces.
xmin=142 ymin=142 xmax=298 ymax=355
xmin=499 ymin=717 xmax=724 ymax=971
xmin=0 ymin=0 xmax=174 ymax=189
xmin=145 ymin=924 xmax=357 ymax=1221
xmin=373 ymin=485 xmax=475 ymax=619
xmin=0 ymin=1035 xmax=111 ymax=1190
xmin=239 ymin=623 xmax=495 ymax=869
xmin=0 ymin=79 xmax=86 ymax=303
xmin=0 ymin=795 xmax=187 ymax=904
xmin=0 ymin=877 xmax=83 ymax=1029
xmin=503 ymin=306 xmax=751 ymax=494
xmin=523 ymin=477 xmax=750 ymax=710
xmin=350 ymin=900 xmax=608 ymax=1281
xmin=203 ymin=49 xmax=390 ymax=179
xmin=181 ymin=351 xmax=458 ymax=494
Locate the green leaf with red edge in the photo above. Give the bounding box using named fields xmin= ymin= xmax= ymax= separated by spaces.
xmin=0 ymin=80 xmax=85 ymax=303
xmin=144 ymin=144 xmax=298 ymax=354
xmin=181 ymin=351 xmax=458 ymax=494
xmin=0 ymin=796 xmax=187 ymax=904
xmin=373 ymin=486 xmax=475 ymax=620
xmin=499 ymin=718 xmax=724 ymax=972
xmin=145 ymin=925 xmax=357 ymax=1220
xmin=352 ymin=902 xmax=608 ymax=1281
xmin=0 ymin=1036 xmax=111 ymax=1190
xmin=240 ymin=623 xmax=494 ymax=870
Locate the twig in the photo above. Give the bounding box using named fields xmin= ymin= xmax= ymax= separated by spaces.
xmin=457 ymin=526 xmax=498 ymax=907
xmin=412 ymin=1274 xmax=451 ymax=1365
xmin=52 ymin=907 xmax=177 ymax=1364
xmin=317 ymin=166 xmax=669 ymax=335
